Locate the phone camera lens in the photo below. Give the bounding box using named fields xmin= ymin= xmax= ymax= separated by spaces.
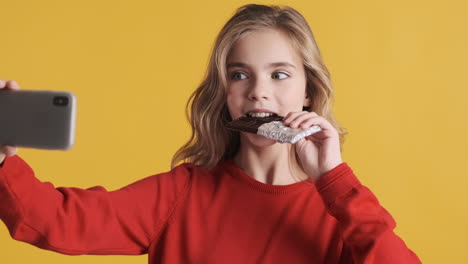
xmin=53 ymin=96 xmax=69 ymax=106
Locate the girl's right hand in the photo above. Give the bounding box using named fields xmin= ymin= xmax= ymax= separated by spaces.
xmin=0 ymin=79 xmax=20 ymax=165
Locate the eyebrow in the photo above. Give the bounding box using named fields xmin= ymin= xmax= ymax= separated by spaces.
xmin=226 ymin=62 xmax=297 ymax=70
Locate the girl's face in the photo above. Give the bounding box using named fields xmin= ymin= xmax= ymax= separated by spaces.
xmin=225 ymin=28 xmax=310 ymax=144
xmin=225 ymin=28 xmax=309 ymax=120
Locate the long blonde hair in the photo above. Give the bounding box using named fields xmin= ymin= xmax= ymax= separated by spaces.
xmin=171 ymin=4 xmax=348 ymax=170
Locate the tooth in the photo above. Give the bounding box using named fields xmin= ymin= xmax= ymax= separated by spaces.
xmin=246 ymin=112 xmax=275 ymax=118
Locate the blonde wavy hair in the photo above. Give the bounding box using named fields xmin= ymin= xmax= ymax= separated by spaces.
xmin=171 ymin=4 xmax=348 ymax=170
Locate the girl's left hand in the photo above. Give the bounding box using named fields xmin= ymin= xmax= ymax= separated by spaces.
xmin=283 ymin=111 xmax=343 ymax=180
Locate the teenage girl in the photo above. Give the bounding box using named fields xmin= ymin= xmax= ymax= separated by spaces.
xmin=0 ymin=4 xmax=421 ymax=264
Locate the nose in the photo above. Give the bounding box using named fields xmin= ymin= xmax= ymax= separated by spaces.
xmin=247 ymin=77 xmax=270 ymax=101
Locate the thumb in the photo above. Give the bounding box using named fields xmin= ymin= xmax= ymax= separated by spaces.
xmin=1 ymin=145 xmax=18 ymax=157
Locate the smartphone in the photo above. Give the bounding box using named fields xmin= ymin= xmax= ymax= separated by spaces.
xmin=0 ymin=89 xmax=76 ymax=150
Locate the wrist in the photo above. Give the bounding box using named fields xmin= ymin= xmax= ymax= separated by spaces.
xmin=319 ymin=160 xmax=343 ymax=178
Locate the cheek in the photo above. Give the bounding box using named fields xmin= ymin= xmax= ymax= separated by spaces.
xmin=225 ymin=91 xmax=243 ymax=118
xmin=275 ymin=75 xmax=307 ymax=104
xmin=226 ymin=90 xmax=237 ymax=106
xmin=226 ymin=84 xmax=245 ymax=102
xmin=277 ymin=91 xmax=307 ymax=111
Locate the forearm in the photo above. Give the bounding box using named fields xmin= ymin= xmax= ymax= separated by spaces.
xmin=0 ymin=155 xmax=165 ymax=255
xmin=316 ymin=163 xmax=422 ymax=263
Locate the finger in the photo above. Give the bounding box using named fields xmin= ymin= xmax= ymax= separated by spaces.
xmin=2 ymin=145 xmax=17 ymax=157
xmin=288 ymin=112 xmax=319 ymax=128
xmin=6 ymin=80 xmax=20 ymax=90
xmin=0 ymin=79 xmax=6 ymax=89
xmin=0 ymin=145 xmax=7 ymax=156
xmin=283 ymin=111 xmax=308 ymax=124
xmin=299 ymin=116 xmax=322 ymax=129
xmin=301 ymin=116 xmax=339 ymax=139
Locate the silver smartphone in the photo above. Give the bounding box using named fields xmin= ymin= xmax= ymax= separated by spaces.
xmin=0 ymin=89 xmax=76 ymax=150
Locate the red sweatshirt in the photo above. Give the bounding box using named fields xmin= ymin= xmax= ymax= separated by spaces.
xmin=0 ymin=155 xmax=421 ymax=263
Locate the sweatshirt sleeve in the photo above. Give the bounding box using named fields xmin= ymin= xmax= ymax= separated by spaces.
xmin=0 ymin=155 xmax=191 ymax=255
xmin=315 ymin=163 xmax=422 ymax=264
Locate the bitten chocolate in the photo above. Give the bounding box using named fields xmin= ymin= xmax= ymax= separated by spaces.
xmin=225 ymin=115 xmax=322 ymax=144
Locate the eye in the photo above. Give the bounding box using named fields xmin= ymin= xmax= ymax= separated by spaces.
xmin=230 ymin=72 xmax=248 ymax=80
xmin=272 ymin=72 xmax=289 ymax=80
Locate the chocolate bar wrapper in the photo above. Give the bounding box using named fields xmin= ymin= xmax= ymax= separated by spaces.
xmin=257 ymin=121 xmax=322 ymax=144
xmin=225 ymin=116 xmax=322 ymax=144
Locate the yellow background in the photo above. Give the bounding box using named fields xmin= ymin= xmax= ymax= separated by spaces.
xmin=1 ymin=0 xmax=467 ymax=263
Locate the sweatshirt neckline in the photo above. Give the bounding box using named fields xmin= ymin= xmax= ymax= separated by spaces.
xmin=223 ymin=159 xmax=315 ymax=194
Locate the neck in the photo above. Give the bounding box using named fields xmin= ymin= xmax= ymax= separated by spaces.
xmin=233 ymin=136 xmax=307 ymax=185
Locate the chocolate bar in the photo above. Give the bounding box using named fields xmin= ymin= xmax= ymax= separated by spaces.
xmin=225 ymin=115 xmax=322 ymax=144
